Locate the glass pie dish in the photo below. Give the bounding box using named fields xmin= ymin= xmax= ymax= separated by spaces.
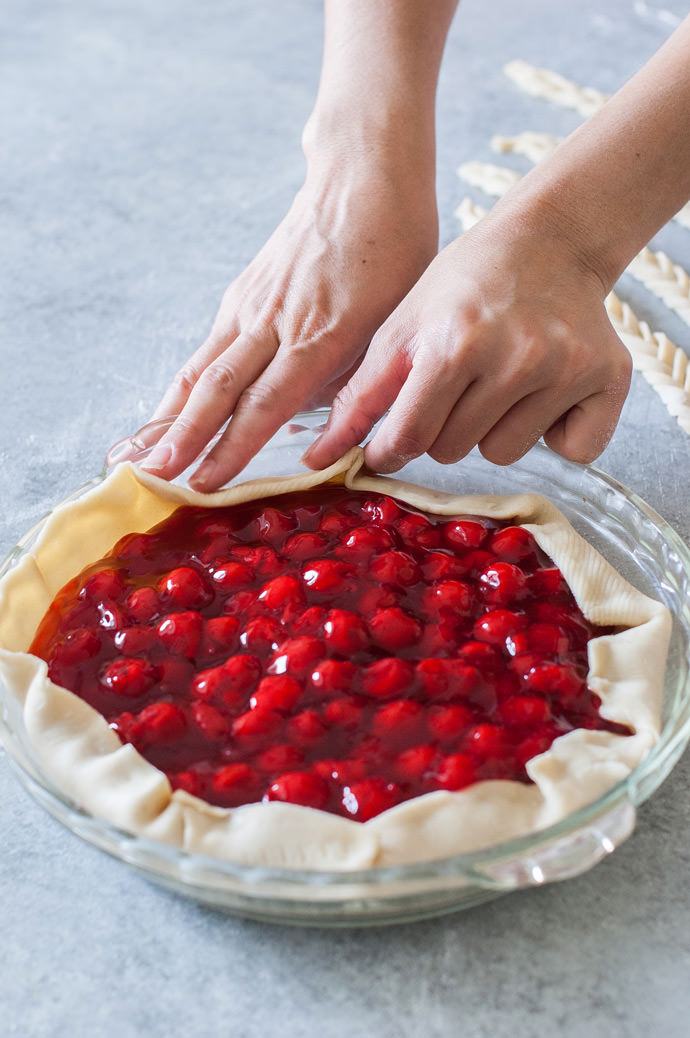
xmin=2 ymin=411 xmax=690 ymax=927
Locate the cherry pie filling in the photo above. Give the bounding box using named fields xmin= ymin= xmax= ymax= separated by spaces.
xmin=30 ymin=487 xmax=631 ymax=823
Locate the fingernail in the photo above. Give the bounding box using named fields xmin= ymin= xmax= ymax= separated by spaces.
xmin=189 ymin=458 xmax=216 ymax=490
xmin=300 ymin=435 xmax=323 ymax=467
xmin=142 ymin=442 xmax=174 ymax=472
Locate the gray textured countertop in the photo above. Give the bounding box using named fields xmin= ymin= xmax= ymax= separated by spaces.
xmin=3 ymin=1 xmax=690 ymax=1035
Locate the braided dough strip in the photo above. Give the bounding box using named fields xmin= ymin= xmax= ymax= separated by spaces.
xmin=627 ymin=247 xmax=690 ymax=326
xmin=504 ymin=59 xmax=609 ymax=117
xmin=492 ymin=131 xmax=562 ymax=163
xmin=455 ymin=197 xmax=690 ymax=436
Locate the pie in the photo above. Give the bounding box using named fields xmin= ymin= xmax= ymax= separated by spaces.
xmin=0 ymin=447 xmax=670 ymax=870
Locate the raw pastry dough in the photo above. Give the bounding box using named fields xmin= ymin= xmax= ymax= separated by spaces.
xmin=0 ymin=450 xmax=671 ymax=869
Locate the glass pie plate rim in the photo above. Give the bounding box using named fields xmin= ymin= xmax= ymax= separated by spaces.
xmin=2 ymin=410 xmax=690 ymax=927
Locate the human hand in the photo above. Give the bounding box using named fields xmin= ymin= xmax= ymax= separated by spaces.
xmin=141 ymin=154 xmax=438 ymax=490
xmin=302 ymin=203 xmax=632 ymax=474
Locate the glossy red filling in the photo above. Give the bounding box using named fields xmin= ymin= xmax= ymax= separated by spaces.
xmin=30 ymin=487 xmax=630 ymax=822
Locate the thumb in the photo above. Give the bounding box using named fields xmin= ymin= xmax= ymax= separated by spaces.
xmin=301 ymin=340 xmax=409 ymax=471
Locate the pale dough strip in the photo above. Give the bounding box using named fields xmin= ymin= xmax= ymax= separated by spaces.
xmin=504 ymin=59 xmax=609 ymax=117
xmin=455 ymin=196 xmax=690 ymax=436
xmin=457 ymin=161 xmax=690 ymax=327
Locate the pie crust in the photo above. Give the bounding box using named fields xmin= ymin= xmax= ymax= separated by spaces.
xmin=0 ymin=448 xmax=671 ymax=870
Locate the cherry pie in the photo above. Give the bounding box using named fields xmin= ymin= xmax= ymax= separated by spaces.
xmin=0 ymin=448 xmax=670 ymax=869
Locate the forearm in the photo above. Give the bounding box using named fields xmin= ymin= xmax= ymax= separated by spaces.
xmin=493 ymin=14 xmax=690 ymax=292
xmin=304 ymin=0 xmax=459 ymax=181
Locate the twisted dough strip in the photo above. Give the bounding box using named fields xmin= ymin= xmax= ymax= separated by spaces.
xmin=492 ymin=131 xmax=562 ymax=163
xmin=504 ymin=59 xmax=609 ymax=117
xmin=454 ymin=196 xmax=690 ymax=435
xmin=457 ymin=161 xmax=522 ymax=196
xmin=627 ymin=247 xmax=690 ymax=325
xmin=458 ymin=162 xmax=690 ymax=327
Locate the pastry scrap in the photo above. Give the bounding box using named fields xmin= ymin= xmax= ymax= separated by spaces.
xmin=0 ymin=450 xmax=670 ymax=870
xmin=503 ymin=59 xmax=609 ymax=117
xmin=456 ymin=196 xmax=690 ymax=436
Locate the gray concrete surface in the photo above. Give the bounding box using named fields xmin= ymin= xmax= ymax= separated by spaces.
xmin=2 ymin=1 xmax=690 ymax=1035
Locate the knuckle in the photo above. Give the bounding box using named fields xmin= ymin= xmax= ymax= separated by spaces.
xmin=199 ymin=360 xmax=241 ymax=397
xmin=172 ymin=362 xmax=202 ymax=397
xmin=238 ymin=379 xmax=285 ymax=415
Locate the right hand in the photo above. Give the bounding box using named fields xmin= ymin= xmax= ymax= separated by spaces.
xmin=142 ymin=148 xmax=438 ymax=490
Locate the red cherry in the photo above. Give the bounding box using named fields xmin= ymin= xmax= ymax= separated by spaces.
xmin=323 ymin=609 xmax=370 ymax=655
xmin=420 ymin=551 xmax=468 ymax=582
xmin=80 ymin=567 xmax=126 ymax=602
xmin=395 ymin=744 xmax=436 ymax=783
xmin=313 ymin=758 xmax=367 ymax=784
xmin=466 ymin=723 xmax=511 ymax=760
xmin=396 ymin=513 xmax=442 ymax=551
xmin=231 ymin=707 xmax=283 ymax=743
xmin=422 ymin=579 xmax=473 ymax=617
xmin=240 ymin=615 xmax=283 ymax=653
xmin=336 ymin=525 xmax=396 ymax=562
xmin=158 ymin=566 xmax=213 ymax=610
xmin=499 ymin=695 xmax=551 ymax=728
xmin=192 ymin=701 xmax=233 ymax=740
xmin=371 ymin=699 xmax=424 ymax=744
xmin=478 ymin=562 xmax=528 ymax=605
xmin=442 ymin=519 xmax=488 ymax=550
xmin=101 ymin=657 xmax=157 ymax=697
xmin=52 ymin=629 xmax=101 ymax=667
xmin=362 ymin=496 xmax=404 ymax=525
xmin=286 ymin=709 xmax=328 ymax=744
xmin=310 ymin=659 xmax=357 ymax=695
xmin=212 ymin=561 xmax=255 ymax=591
xmin=323 ymin=696 xmax=366 ymax=731
xmin=368 ymin=607 xmax=422 ymax=652
xmin=361 ymin=658 xmax=415 ymax=699
xmin=528 ymin=567 xmax=569 ymax=598
xmin=126 ymin=586 xmax=160 ymax=623
xmin=521 ymin=662 xmax=584 ymax=701
xmin=257 ymin=574 xmax=305 ymax=615
xmin=211 ymin=762 xmax=259 ymax=805
xmin=342 ymin=777 xmax=400 ymax=821
xmin=136 ymin=701 xmax=187 ymax=744
xmin=256 ymin=743 xmax=305 ymax=774
xmin=270 ymin=636 xmax=325 ymax=677
xmin=192 ymin=664 xmax=239 ymax=705
xmin=488 ymin=526 xmax=538 ymax=564
xmin=266 ymin=771 xmax=330 ymax=809
xmin=250 ymin=675 xmax=303 ymax=713
xmin=233 ymin=544 xmax=282 ymax=578
xmin=282 ymin=532 xmax=329 ymax=562
xmin=221 ymin=588 xmax=259 ymax=617
xmin=291 ymin=605 xmax=328 ymax=636
xmin=428 ymin=703 xmax=474 ymax=743
xmin=200 ymin=615 xmax=240 ymax=659
xmin=170 ymin=770 xmax=202 ymax=797
xmin=515 ymin=728 xmax=560 ymax=770
xmin=357 ymin=585 xmax=397 ymax=616
xmin=370 ymin=550 xmax=420 ymax=587
xmin=473 ymin=609 xmax=527 ymax=645
xmin=113 ymin=626 xmax=156 ymax=656
xmin=301 ymin=559 xmax=357 ymax=594
xmin=156 ymin=611 xmax=203 ymax=658
xmin=436 ymin=752 xmax=477 ymax=790
xmin=256 ymin=506 xmax=296 ymax=547
xmin=220 ymin=654 xmax=262 ymax=698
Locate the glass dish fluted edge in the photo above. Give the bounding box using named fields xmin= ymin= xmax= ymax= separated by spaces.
xmin=1 ymin=413 xmax=689 ymax=926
